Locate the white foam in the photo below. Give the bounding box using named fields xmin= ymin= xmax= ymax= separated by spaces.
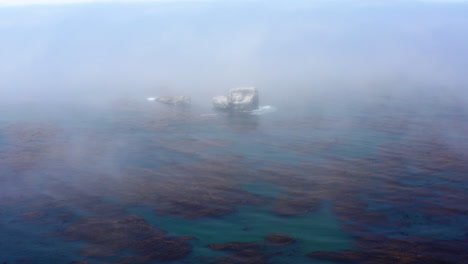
xmin=251 ymin=105 xmax=277 ymax=115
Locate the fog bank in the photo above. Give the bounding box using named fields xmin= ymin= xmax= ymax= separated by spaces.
xmin=0 ymin=0 xmax=467 ymax=109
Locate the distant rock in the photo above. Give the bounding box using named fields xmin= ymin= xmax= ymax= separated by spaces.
xmin=228 ymin=87 xmax=259 ymax=111
xmin=156 ymin=96 xmax=191 ymax=106
xmin=212 ymin=96 xmax=230 ymax=110
xmin=212 ymin=87 xmax=259 ymax=112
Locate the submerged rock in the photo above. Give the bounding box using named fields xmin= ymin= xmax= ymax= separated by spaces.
xmin=156 ymin=96 xmax=191 ymax=106
xmin=64 ymin=214 xmax=192 ymax=262
xmin=213 ymin=87 xmax=259 ymax=112
xmin=307 ymin=236 xmax=468 ymax=264
xmin=209 ymin=242 xmax=262 ymax=251
xmin=264 ymin=233 xmax=296 ymax=246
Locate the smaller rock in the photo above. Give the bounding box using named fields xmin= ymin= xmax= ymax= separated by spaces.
xmin=212 ymin=96 xmax=230 ymax=110
xmin=156 ymin=96 xmax=191 ymax=106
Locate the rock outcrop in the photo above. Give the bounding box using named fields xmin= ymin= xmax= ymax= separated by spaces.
xmin=212 ymin=96 xmax=230 ymax=110
xmin=212 ymin=87 xmax=259 ymax=112
xmin=156 ymin=96 xmax=191 ymax=106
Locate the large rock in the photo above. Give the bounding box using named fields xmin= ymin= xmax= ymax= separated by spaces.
xmin=212 ymin=87 xmax=259 ymax=112
xmin=228 ymin=87 xmax=259 ymax=111
xmin=156 ymin=96 xmax=191 ymax=106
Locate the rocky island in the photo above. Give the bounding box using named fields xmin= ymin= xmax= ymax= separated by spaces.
xmin=155 ymin=96 xmax=191 ymax=106
xmin=213 ymin=87 xmax=259 ymax=112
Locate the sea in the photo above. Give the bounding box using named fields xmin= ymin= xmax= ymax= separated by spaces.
xmin=0 ymin=93 xmax=466 ymax=264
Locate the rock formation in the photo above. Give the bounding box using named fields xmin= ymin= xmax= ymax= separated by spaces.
xmin=213 ymin=87 xmax=259 ymax=112
xmin=156 ymin=96 xmax=191 ymax=106
xmin=212 ymin=96 xmax=230 ymax=110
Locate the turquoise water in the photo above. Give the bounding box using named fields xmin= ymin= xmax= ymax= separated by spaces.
xmin=127 ymin=178 xmax=354 ymax=264
xmin=0 ymin=99 xmax=466 ymax=264
xmin=0 ymin=204 xmax=88 ymax=264
xmin=128 ymin=203 xmax=352 ymax=264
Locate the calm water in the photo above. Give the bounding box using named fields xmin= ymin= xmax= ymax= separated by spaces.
xmin=0 ymin=96 xmax=467 ymax=264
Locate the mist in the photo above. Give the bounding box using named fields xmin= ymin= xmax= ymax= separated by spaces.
xmin=1 ymin=2 xmax=468 ymax=263
xmin=0 ymin=0 xmax=466 ymax=192
xmin=0 ymin=0 xmax=467 ymax=109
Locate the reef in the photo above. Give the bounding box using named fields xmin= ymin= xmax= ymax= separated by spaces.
xmin=207 ymin=234 xmax=296 ymax=264
xmin=1 ymin=97 xmax=467 ymax=263
xmin=264 ymin=233 xmax=296 ymax=246
xmin=64 ymin=214 xmax=193 ymax=262
xmin=270 ymin=195 xmax=320 ymax=216
xmin=309 ymin=236 xmax=468 ymax=264
xmin=108 ymin=159 xmax=267 ymax=219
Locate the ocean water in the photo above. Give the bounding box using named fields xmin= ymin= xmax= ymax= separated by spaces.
xmin=0 ymin=96 xmax=467 ymax=264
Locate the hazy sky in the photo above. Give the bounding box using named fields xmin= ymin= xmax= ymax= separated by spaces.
xmin=1 ymin=0 xmax=467 ymax=104
xmin=0 ymin=0 xmax=467 ymax=6
xmin=0 ymin=0 xmax=216 ymax=6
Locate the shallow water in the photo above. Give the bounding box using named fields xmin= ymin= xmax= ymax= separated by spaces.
xmin=0 ymin=97 xmax=467 ymax=264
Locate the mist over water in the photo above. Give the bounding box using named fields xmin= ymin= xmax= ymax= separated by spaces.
xmin=1 ymin=0 xmax=468 ymax=105
xmin=1 ymin=1 xmax=467 ymax=264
